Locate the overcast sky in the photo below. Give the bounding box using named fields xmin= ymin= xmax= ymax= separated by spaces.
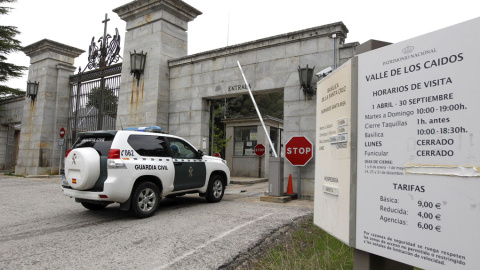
xmin=1 ymin=0 xmax=478 ymax=91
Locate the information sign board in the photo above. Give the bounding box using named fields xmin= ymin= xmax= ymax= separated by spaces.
xmin=356 ymin=17 xmax=480 ymax=269
xmin=314 ymin=60 xmax=356 ymax=246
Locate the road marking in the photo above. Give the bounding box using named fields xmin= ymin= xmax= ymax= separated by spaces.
xmin=155 ymin=213 xmax=274 ymax=269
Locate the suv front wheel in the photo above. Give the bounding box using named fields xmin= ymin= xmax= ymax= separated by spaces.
xmin=130 ymin=181 xmax=160 ymax=218
xmin=206 ymin=175 xmax=225 ymax=203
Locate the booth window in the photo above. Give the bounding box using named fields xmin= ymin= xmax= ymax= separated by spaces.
xmin=234 ymin=126 xmax=257 ymax=156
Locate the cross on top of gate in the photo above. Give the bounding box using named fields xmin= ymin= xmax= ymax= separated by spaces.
xmin=99 ymin=13 xmax=112 ymax=68
xmin=102 ymin=14 xmax=110 ymax=50
xmin=79 ymin=13 xmax=122 ymax=73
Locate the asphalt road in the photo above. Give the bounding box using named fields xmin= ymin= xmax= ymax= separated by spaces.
xmin=0 ymin=176 xmax=313 ymax=269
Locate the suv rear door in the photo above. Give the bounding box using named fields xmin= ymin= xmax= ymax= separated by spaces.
xmin=68 ymin=131 xmax=116 ymax=190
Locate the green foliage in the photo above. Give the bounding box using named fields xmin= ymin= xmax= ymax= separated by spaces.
xmin=223 ymin=92 xmax=283 ymax=119
xmin=209 ymin=92 xmax=283 ymax=157
xmin=210 ymin=104 xmax=231 ymax=156
xmin=249 ymin=216 xmax=353 ymax=270
xmin=86 ymin=86 xmax=118 ymax=118
xmin=3 ymin=171 xmax=22 ymax=177
xmin=0 ymin=0 xmax=27 ymax=100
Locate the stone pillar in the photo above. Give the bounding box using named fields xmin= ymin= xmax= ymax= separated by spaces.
xmin=15 ymin=39 xmax=84 ymax=175
xmin=113 ymin=0 xmax=202 ymax=130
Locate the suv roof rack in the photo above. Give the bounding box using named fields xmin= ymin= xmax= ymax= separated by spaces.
xmin=78 ymin=130 xmax=117 ymax=137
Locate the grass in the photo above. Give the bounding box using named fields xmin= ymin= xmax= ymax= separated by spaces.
xmin=246 ymin=216 xmax=353 ymax=270
xmin=3 ymin=171 xmax=22 ymax=177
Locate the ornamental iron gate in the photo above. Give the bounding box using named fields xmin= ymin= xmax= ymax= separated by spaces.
xmin=67 ymin=14 xmax=122 ymax=147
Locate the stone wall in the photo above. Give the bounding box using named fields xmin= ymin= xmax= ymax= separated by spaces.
xmin=0 ymin=96 xmax=24 ymax=125
xmin=0 ymin=97 xmax=24 ymax=170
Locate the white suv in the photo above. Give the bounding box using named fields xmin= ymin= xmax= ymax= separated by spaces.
xmin=62 ymin=127 xmax=230 ymax=218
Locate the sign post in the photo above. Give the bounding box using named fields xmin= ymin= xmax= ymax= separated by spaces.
xmin=59 ymin=127 xmax=66 ymax=174
xmin=254 ymin=144 xmax=265 ymax=178
xmin=285 ymin=136 xmax=313 ymax=197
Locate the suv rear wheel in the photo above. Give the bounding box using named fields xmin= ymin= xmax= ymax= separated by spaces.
xmin=130 ymin=181 xmax=160 ymax=218
xmin=206 ymin=175 xmax=225 ymax=203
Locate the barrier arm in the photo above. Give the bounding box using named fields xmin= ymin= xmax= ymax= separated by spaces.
xmin=237 ymin=61 xmax=278 ymax=158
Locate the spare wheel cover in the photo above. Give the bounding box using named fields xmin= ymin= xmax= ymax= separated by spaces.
xmin=65 ymin=148 xmax=101 ymax=190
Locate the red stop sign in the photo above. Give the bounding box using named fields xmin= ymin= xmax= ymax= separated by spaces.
xmin=60 ymin=127 xmax=66 ymax=138
xmin=254 ymin=144 xmax=265 ymax=157
xmin=285 ymin=136 xmax=313 ymax=166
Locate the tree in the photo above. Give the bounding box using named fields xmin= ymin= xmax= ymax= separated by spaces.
xmin=86 ymin=86 xmax=118 ymax=119
xmin=218 ymin=92 xmax=284 ymax=119
xmin=0 ymin=0 xmax=26 ymax=100
xmin=210 ymin=92 xmax=283 ymax=156
xmin=210 ymin=104 xmax=231 ymax=157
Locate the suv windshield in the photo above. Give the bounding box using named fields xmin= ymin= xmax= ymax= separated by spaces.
xmin=73 ymin=137 xmax=114 ymax=156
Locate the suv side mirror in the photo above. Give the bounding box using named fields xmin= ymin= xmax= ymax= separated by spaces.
xmin=198 ymin=150 xmax=204 ymax=158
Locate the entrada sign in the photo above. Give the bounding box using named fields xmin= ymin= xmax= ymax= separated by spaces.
xmin=227 ymin=84 xmax=251 ymax=92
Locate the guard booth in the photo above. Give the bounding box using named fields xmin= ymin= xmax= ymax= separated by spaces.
xmin=223 ymin=116 xmax=283 ymax=178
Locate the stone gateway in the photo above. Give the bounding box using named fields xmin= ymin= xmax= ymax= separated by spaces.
xmin=2 ymin=0 xmax=366 ymax=199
